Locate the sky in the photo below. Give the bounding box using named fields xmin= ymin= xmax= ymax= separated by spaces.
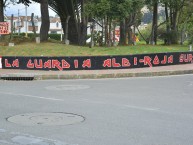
xmin=4 ymin=2 xmax=56 ymax=17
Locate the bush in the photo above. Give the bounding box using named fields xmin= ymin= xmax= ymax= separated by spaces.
xmin=15 ymin=33 xmax=62 ymax=40
xmin=10 ymin=33 xmax=62 ymax=42
xmin=0 ymin=34 xmax=10 ymax=42
xmin=15 ymin=33 xmax=37 ymax=40
xmin=10 ymin=35 xmax=32 ymax=44
xmin=48 ymin=34 xmax=62 ymax=41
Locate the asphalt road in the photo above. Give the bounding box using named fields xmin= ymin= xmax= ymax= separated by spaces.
xmin=0 ymin=75 xmax=193 ymax=145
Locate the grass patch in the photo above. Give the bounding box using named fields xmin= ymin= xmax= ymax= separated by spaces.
xmin=0 ymin=42 xmax=190 ymax=56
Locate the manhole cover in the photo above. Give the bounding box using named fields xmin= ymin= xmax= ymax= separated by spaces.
xmin=45 ymin=85 xmax=90 ymax=91
xmin=7 ymin=113 xmax=85 ymax=126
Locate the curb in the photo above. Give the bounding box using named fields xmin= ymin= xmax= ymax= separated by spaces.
xmin=32 ymin=69 xmax=193 ymax=80
xmin=1 ymin=69 xmax=193 ymax=81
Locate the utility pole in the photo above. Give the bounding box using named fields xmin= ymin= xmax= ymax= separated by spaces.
xmin=18 ymin=9 xmax=20 ymax=35
xmin=25 ymin=5 xmax=28 ymax=37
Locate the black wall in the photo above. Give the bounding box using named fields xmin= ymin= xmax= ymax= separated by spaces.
xmin=2 ymin=52 xmax=193 ymax=71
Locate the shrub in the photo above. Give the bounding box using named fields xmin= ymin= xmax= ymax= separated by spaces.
xmin=10 ymin=35 xmax=32 ymax=44
xmin=48 ymin=34 xmax=62 ymax=41
xmin=14 ymin=33 xmax=63 ymax=41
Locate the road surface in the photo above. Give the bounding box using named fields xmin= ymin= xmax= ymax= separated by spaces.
xmin=0 ymin=75 xmax=193 ymax=145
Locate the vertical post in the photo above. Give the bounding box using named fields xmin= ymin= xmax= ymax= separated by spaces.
xmin=189 ymin=45 xmax=192 ymax=51
xmin=10 ymin=14 xmax=14 ymax=41
xmin=31 ymin=13 xmax=37 ymax=37
xmin=25 ymin=5 xmax=28 ymax=37
xmin=113 ymin=23 xmax=116 ymax=47
xmin=89 ymin=22 xmax=95 ymax=48
xmin=64 ymin=15 xmax=71 ymax=44
xmin=13 ymin=22 xmax=15 ymax=33
xmin=61 ymin=24 xmax=63 ymax=41
xmin=18 ymin=9 xmax=20 ymax=35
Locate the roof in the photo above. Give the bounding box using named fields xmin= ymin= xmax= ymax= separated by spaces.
xmin=6 ymin=16 xmax=61 ymax=23
xmin=50 ymin=17 xmax=61 ymax=23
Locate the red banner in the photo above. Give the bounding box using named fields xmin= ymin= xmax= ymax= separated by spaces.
xmin=0 ymin=22 xmax=9 ymax=34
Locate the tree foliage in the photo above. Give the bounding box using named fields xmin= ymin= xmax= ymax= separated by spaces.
xmin=1 ymin=0 xmax=193 ymax=46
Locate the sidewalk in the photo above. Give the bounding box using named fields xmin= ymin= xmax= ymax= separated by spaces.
xmin=1 ymin=63 xmax=193 ymax=80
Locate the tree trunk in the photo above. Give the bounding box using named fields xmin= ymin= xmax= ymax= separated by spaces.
xmin=104 ymin=16 xmax=108 ymax=46
xmin=80 ymin=0 xmax=88 ymax=46
xmin=108 ymin=19 xmax=112 ymax=47
xmin=40 ymin=0 xmax=50 ymax=42
xmin=68 ymin=0 xmax=80 ymax=45
xmin=100 ymin=19 xmax=104 ymax=46
xmin=150 ymin=1 xmax=158 ymax=45
xmin=0 ymin=0 xmax=4 ymax=22
xmin=80 ymin=17 xmax=87 ymax=45
xmin=171 ymin=11 xmax=178 ymax=31
xmin=128 ymin=27 xmax=133 ymax=45
xmin=49 ymin=0 xmax=88 ymax=44
xmin=165 ymin=3 xmax=171 ymax=45
xmin=171 ymin=10 xmax=178 ymax=44
xmin=119 ymin=19 xmax=126 ymax=45
xmin=136 ymin=26 xmax=149 ymax=44
xmin=68 ymin=18 xmax=79 ymax=44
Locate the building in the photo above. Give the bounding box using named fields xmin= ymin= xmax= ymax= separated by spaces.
xmin=5 ymin=16 xmax=120 ymax=42
xmin=6 ymin=16 xmax=62 ymax=34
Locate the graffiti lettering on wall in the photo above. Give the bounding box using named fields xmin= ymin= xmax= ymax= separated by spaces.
xmin=1 ymin=52 xmax=193 ymax=71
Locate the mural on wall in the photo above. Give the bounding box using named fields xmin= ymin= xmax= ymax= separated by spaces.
xmin=1 ymin=52 xmax=193 ymax=71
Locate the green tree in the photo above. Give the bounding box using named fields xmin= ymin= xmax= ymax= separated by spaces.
xmin=125 ymin=0 xmax=143 ymax=45
xmin=85 ymin=0 xmax=138 ymax=46
xmin=85 ymin=0 xmax=111 ymax=46
xmin=178 ymin=0 xmax=193 ymax=44
xmin=160 ymin=0 xmax=186 ymax=44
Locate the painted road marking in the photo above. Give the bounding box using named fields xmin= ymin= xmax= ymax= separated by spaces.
xmin=0 ymin=129 xmax=78 ymax=145
xmin=0 ymin=92 xmax=64 ymax=101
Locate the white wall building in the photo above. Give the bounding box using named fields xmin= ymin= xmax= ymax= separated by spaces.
xmin=6 ymin=16 xmax=62 ymax=34
xmin=6 ymin=16 xmax=120 ymax=42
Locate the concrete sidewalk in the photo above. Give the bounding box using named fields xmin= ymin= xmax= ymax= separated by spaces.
xmin=0 ymin=64 xmax=193 ymax=80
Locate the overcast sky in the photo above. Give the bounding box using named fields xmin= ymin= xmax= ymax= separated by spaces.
xmin=5 ymin=2 xmax=56 ymax=17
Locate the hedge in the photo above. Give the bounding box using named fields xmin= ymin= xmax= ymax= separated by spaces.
xmin=17 ymin=33 xmax=63 ymax=41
